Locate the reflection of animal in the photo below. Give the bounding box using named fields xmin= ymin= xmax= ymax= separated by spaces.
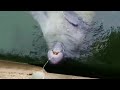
xmin=30 ymin=11 xmax=95 ymax=64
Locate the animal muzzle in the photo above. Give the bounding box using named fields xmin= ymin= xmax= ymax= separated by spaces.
xmin=48 ymin=50 xmax=64 ymax=64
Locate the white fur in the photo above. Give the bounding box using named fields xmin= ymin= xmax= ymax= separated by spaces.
xmin=30 ymin=11 xmax=95 ymax=60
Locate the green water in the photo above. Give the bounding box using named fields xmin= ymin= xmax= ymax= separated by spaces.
xmin=0 ymin=11 xmax=120 ymax=78
xmin=0 ymin=11 xmax=48 ymax=65
xmin=0 ymin=11 xmax=47 ymax=57
xmin=0 ymin=11 xmax=34 ymax=54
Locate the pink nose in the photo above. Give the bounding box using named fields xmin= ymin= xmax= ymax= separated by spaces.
xmin=48 ymin=50 xmax=63 ymax=64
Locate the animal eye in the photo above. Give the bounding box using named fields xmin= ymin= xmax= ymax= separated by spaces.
xmin=63 ymin=11 xmax=79 ymax=26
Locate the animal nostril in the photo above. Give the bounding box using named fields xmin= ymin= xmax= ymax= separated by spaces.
xmin=53 ymin=51 xmax=59 ymax=55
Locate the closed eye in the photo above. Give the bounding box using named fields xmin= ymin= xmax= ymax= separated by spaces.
xmin=63 ymin=11 xmax=79 ymax=26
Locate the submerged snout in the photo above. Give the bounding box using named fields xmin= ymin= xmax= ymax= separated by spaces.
xmin=47 ymin=42 xmax=64 ymax=64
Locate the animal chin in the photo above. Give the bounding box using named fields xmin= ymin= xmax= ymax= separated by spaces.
xmin=49 ymin=55 xmax=63 ymax=64
xmin=50 ymin=58 xmax=61 ymax=64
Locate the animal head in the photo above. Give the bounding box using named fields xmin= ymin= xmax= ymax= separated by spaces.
xmin=30 ymin=11 xmax=95 ymax=64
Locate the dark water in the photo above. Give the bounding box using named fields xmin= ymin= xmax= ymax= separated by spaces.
xmin=0 ymin=11 xmax=120 ymax=78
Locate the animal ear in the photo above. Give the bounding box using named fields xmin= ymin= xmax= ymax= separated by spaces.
xmin=63 ymin=11 xmax=80 ymax=26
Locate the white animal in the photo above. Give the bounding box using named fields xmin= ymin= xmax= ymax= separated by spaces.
xmin=30 ymin=11 xmax=95 ymax=64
